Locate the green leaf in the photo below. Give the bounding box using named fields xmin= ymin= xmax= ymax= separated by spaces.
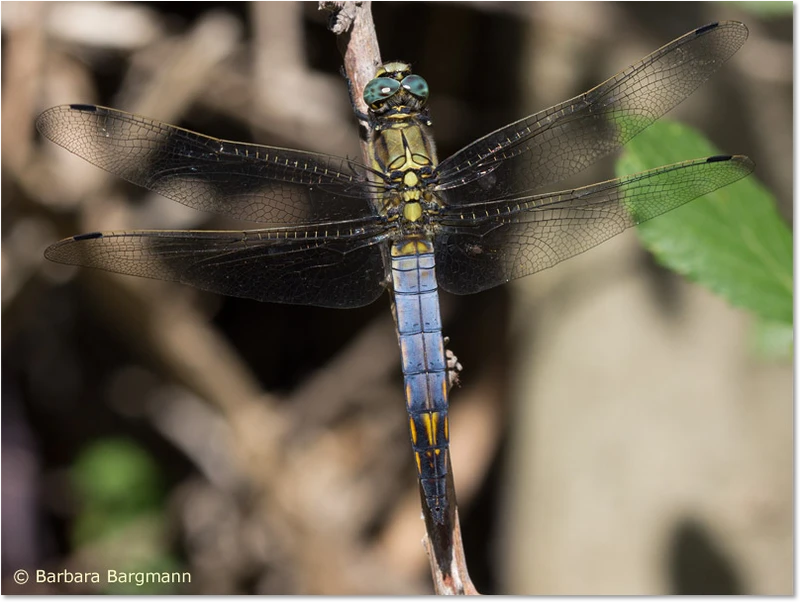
xmin=616 ymin=120 xmax=792 ymax=324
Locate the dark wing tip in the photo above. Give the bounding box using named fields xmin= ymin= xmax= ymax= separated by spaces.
xmin=44 ymin=232 xmax=104 ymax=261
xmin=68 ymin=104 xmax=98 ymax=112
xmin=706 ymin=154 xmax=733 ymax=163
xmin=73 ymin=232 xmax=104 ymax=241
xmin=707 ymin=154 xmax=756 ymax=175
xmin=733 ymin=154 xmax=756 ymax=173
xmin=695 ymin=22 xmax=720 ymax=35
xmin=694 ymin=20 xmax=748 ymax=39
xmin=36 ymin=104 xmax=99 ymax=137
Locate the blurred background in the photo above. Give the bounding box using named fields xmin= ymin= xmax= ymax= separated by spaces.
xmin=1 ymin=1 xmax=792 ymax=594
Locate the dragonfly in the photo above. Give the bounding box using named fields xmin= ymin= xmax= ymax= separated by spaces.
xmin=39 ymin=21 xmax=752 ymax=576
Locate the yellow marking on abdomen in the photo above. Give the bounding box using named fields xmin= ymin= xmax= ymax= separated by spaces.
xmin=391 ymin=239 xmax=430 ymax=256
xmin=409 ymin=417 xmax=418 ymax=445
xmin=415 ymin=452 xmax=422 ymax=473
xmin=422 ymin=413 xmax=434 ymax=445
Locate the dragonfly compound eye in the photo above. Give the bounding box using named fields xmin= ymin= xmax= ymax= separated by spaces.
xmin=364 ymin=77 xmax=401 ymax=107
xmin=401 ymin=74 xmax=429 ymax=101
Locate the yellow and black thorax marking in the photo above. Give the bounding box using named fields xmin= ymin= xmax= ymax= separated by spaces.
xmin=371 ymin=123 xmax=439 ymax=223
xmin=363 ymin=62 xmax=440 ymax=226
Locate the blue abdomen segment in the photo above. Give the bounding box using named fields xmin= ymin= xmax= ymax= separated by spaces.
xmin=391 ymin=238 xmax=450 ymax=524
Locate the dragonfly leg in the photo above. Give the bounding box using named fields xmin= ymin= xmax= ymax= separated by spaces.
xmin=342 ymin=67 xmax=371 ymax=123
xmin=443 ymin=337 xmax=463 ymax=389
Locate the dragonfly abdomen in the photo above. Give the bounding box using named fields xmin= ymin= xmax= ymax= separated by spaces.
xmin=391 ymin=238 xmax=452 ymax=524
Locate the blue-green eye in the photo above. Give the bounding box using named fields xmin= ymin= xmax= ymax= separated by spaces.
xmin=401 ymin=74 xmax=429 ymax=100
xmin=364 ymin=77 xmax=401 ymax=105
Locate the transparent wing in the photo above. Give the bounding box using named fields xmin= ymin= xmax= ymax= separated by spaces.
xmin=45 ymin=218 xmax=390 ymax=308
xmin=434 ymin=22 xmax=748 ymax=203
xmin=433 ymin=155 xmax=754 ymax=295
xmin=36 ymin=104 xmax=387 ymax=225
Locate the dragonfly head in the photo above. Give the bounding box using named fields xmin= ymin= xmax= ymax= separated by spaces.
xmin=364 ymin=61 xmax=429 ymax=118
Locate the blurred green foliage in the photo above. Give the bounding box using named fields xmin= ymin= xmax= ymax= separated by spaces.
xmin=735 ymin=1 xmax=794 ymax=18
xmin=71 ymin=439 xmax=185 ymax=593
xmin=71 ymin=439 xmax=162 ymax=544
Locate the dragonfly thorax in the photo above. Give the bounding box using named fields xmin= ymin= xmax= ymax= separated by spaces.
xmin=369 ymin=108 xmax=440 ymax=229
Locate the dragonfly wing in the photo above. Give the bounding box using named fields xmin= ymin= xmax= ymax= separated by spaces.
xmin=36 ymin=105 xmax=384 ymax=224
xmin=434 ymin=155 xmax=754 ymax=295
xmin=45 ymin=219 xmax=390 ymax=308
xmin=434 ymin=22 xmax=748 ymax=203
